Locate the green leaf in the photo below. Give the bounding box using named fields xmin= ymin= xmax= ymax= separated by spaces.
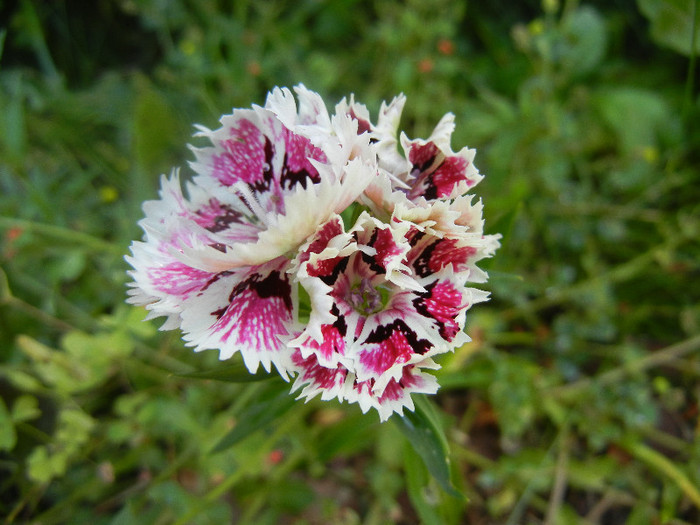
xmin=0 ymin=267 xmax=11 ymax=301
xmin=0 ymin=72 xmax=27 ymax=163
xmin=10 ymin=394 xmax=41 ymax=422
xmin=212 ymin=383 xmax=296 ymax=453
xmin=394 ymin=395 xmax=462 ymax=498
xmin=27 ymin=446 xmax=58 ymax=484
xmin=403 ymin=444 xmax=444 ymax=525
xmin=560 ymin=6 xmax=607 ymax=75
xmin=0 ymin=398 xmax=17 ymax=451
xmin=481 ymin=201 xmax=522 ymax=272
xmin=0 ymin=29 xmax=6 ymax=62
xmin=489 ymin=201 xmax=522 ymax=243
xmin=593 ymin=87 xmax=669 ymax=155
xmin=175 ymin=359 xmax=276 ymax=383
xmin=488 ymin=355 xmax=539 ymax=440
xmin=637 ymin=0 xmax=700 ymax=56
xmin=316 ymin=412 xmax=376 ymax=462
xmin=26 ymin=408 xmax=94 ymax=484
xmin=133 ymin=76 xmax=182 ymax=176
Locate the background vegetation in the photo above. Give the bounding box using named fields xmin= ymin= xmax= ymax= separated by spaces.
xmin=1 ymin=0 xmax=699 ymax=523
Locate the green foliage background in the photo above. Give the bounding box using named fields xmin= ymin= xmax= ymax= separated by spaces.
xmin=1 ymin=0 xmax=699 ymax=523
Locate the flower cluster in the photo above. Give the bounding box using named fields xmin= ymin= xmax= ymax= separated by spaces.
xmin=126 ymin=85 xmax=500 ymax=421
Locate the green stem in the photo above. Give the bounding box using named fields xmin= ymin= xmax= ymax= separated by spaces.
xmin=621 ymin=438 xmax=700 ymax=509
xmin=3 ymin=483 xmax=45 ymax=525
xmin=551 ymin=202 xmax=663 ymax=223
xmin=0 ymin=29 xmax=6 ymax=64
xmin=684 ymin=0 xmax=699 ymax=122
xmin=543 ymin=430 xmax=571 ymax=525
xmin=19 ymin=0 xmax=59 ymax=83
xmin=0 ymin=217 xmax=124 ymax=257
xmin=553 ymin=333 xmax=700 ymax=398
xmin=1 ymin=293 xmax=75 ymax=332
xmin=171 ymin=402 xmax=310 ymax=525
xmin=502 ymin=242 xmax=667 ymax=320
xmin=2 ymin=268 xmax=97 ymax=332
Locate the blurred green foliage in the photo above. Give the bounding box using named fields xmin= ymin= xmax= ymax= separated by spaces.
xmin=1 ymin=0 xmax=699 ymax=523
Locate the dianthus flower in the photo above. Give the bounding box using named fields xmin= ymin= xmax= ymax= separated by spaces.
xmin=127 ymin=85 xmax=499 ymax=420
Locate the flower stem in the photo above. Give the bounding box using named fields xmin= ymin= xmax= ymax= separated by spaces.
xmin=683 ymin=0 xmax=699 ymax=124
xmin=0 ymin=216 xmax=124 ymax=256
xmin=553 ymin=333 xmax=700 ymax=398
xmin=620 ymin=438 xmax=700 ymax=509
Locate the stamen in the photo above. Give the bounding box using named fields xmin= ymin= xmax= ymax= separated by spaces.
xmin=348 ymin=278 xmax=386 ymax=315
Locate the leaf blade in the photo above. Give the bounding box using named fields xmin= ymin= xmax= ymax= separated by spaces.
xmin=175 ymin=361 xmax=275 ymax=383
xmin=394 ymin=395 xmax=462 ymax=498
xmin=211 ymin=384 xmax=296 ymax=453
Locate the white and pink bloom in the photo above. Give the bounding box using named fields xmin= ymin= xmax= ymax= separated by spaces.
xmin=126 ymin=85 xmax=499 ymax=421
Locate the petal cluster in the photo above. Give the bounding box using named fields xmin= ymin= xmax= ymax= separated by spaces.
xmin=126 ymin=85 xmax=499 ymax=421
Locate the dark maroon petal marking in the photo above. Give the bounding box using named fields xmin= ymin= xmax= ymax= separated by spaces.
xmin=359 ymin=319 xmax=432 ymax=376
xmin=371 ymin=227 xmax=404 ymax=269
xmin=307 ymin=256 xmax=347 ymax=279
xmin=418 ymin=155 xmax=469 ymax=200
xmin=317 ymin=256 xmax=349 ymax=286
xmin=410 ymin=237 xmax=477 ymax=277
xmin=248 ymin=270 xmax=293 ymax=310
xmin=331 ymin=304 xmax=348 ymax=336
xmin=292 ymin=351 xmax=348 ymax=390
xmin=205 ymin=266 xmax=293 ymax=354
xmin=298 ymin=217 xmax=345 ymax=266
xmin=407 ymin=228 xmax=425 ymax=247
xmin=412 ymin=280 xmax=464 ymax=340
xmin=209 ymin=269 xmax=291 ymax=320
xmin=406 ymin=140 xmax=473 ymax=200
xmin=349 ymin=109 xmax=372 ymax=135
xmin=255 ymin=136 xmax=276 ymax=194
xmin=361 ymin=230 xmax=386 ymax=275
xmin=362 ymin=318 xmax=432 ymax=353
xmin=376 ymin=366 xmax=424 ymax=403
xmin=316 ymin=324 xmax=347 ymax=362
xmin=408 ymin=142 xmax=440 ymax=174
xmin=195 ymin=200 xmax=245 ymax=233
xmin=279 ymin=128 xmax=325 ymax=190
xmin=199 ymin=270 xmax=235 ymax=295
xmin=360 ymin=226 xmax=404 ymax=276
xmin=209 ymin=242 xmax=228 ymax=253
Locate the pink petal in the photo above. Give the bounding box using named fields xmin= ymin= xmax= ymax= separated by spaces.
xmin=412 ymin=279 xmax=468 ymax=342
xmin=280 ymin=126 xmax=326 ymax=190
xmin=290 ymin=349 xmax=349 ymax=402
xmin=179 ymin=257 xmax=295 ymax=375
xmin=355 ymin=318 xmax=432 ymax=382
xmin=215 ymin=116 xmax=270 ymax=188
xmin=408 ymin=234 xmax=478 ymax=278
xmin=346 ymin=365 xmax=439 ymax=421
xmin=291 ymin=308 xmax=348 ymax=368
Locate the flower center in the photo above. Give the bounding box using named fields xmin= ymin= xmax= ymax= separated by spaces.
xmin=348 ymin=278 xmax=388 ymax=315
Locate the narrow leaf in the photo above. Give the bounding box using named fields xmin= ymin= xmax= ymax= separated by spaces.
xmin=175 ymin=360 xmax=275 ymax=383
xmin=212 ymin=384 xmax=295 ymax=453
xmin=394 ymin=395 xmax=462 ymax=498
xmin=0 ymin=398 xmax=17 ymax=451
xmin=403 ymin=444 xmax=443 ymax=525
